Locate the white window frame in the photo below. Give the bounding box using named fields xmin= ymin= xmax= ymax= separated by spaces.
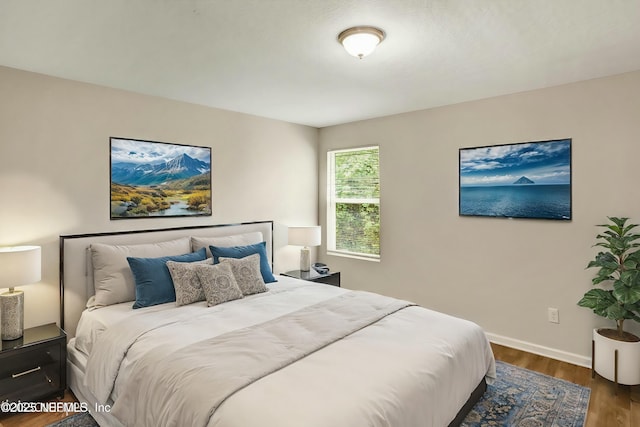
xmin=327 ymin=146 xmax=380 ymax=261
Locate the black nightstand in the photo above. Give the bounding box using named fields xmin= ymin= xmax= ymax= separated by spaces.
xmin=282 ymin=270 xmax=341 ymax=287
xmin=0 ymin=323 xmax=66 ymax=403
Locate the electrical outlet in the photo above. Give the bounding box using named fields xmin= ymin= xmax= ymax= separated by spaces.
xmin=548 ymin=307 xmax=559 ymax=324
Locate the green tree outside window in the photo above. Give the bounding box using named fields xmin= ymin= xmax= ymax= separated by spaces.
xmin=328 ymin=147 xmax=380 ymax=258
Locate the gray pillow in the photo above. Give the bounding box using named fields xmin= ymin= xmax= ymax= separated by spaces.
xmin=166 ymin=259 xmax=212 ymax=306
xmin=194 ymin=263 xmax=244 ymax=307
xmin=89 ymin=237 xmax=191 ymax=308
xmin=191 ymin=232 xmax=263 ymax=258
xmin=220 ymin=254 xmax=268 ymax=296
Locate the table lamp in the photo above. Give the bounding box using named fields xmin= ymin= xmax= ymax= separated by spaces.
xmin=288 ymin=226 xmax=321 ymax=272
xmin=0 ymin=246 xmax=41 ymax=340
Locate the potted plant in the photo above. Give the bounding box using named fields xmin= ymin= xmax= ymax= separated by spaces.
xmin=578 ymin=217 xmax=640 ymax=385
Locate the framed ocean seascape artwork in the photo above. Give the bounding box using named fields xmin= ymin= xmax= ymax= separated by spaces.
xmin=110 ymin=137 xmax=212 ymax=219
xmin=459 ymin=139 xmax=571 ymax=220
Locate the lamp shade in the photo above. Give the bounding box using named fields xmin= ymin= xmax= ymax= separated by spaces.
xmin=338 ymin=26 xmax=385 ymax=59
xmin=0 ymin=246 xmax=41 ymax=288
xmin=288 ymin=226 xmax=321 ymax=247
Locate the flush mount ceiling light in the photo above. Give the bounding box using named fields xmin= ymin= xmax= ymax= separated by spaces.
xmin=338 ymin=26 xmax=385 ymax=59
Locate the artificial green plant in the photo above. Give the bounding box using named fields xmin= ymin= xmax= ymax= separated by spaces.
xmin=578 ymin=217 xmax=640 ymax=338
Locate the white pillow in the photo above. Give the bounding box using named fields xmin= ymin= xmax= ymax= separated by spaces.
xmin=191 ymin=232 xmax=263 ymax=257
xmin=89 ymin=237 xmax=191 ymax=309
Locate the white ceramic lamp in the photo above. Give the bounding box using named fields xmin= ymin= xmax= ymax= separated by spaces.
xmin=288 ymin=226 xmax=321 ymax=272
xmin=0 ymin=246 xmax=41 ymax=340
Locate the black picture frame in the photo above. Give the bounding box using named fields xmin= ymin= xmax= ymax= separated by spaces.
xmin=459 ymin=138 xmax=572 ymax=220
xmin=110 ymin=137 xmax=212 ymax=219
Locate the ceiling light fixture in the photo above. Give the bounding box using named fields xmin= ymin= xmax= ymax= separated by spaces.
xmin=338 ymin=26 xmax=385 ymax=59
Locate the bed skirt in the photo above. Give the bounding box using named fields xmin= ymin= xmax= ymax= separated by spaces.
xmin=448 ymin=377 xmax=487 ymax=427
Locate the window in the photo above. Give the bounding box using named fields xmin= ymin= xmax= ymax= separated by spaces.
xmin=327 ymin=146 xmax=380 ymax=260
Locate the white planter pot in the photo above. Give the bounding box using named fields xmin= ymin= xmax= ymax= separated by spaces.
xmin=593 ymin=328 xmax=640 ymax=385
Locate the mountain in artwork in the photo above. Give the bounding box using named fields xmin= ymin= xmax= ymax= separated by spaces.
xmin=112 ymin=153 xmax=209 ymax=186
xmin=513 ymin=176 xmax=535 ymax=185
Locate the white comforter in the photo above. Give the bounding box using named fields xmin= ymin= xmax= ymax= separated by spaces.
xmin=80 ymin=276 xmax=495 ymax=427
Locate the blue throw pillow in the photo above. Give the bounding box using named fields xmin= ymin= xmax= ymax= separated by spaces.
xmin=209 ymin=241 xmax=276 ymax=283
xmin=128 ymin=248 xmax=207 ymax=309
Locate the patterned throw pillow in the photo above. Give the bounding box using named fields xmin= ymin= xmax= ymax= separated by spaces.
xmin=194 ymin=262 xmax=244 ymax=307
xmin=166 ymin=259 xmax=211 ymax=306
xmin=127 ymin=248 xmax=208 ymax=309
xmin=209 ymin=241 xmax=277 ymax=283
xmin=220 ymin=254 xmax=268 ymax=296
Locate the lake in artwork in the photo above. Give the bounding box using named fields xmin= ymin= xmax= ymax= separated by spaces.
xmin=459 ymin=139 xmax=571 ymax=220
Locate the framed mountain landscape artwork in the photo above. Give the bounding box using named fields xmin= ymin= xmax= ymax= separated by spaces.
xmin=459 ymin=138 xmax=571 ymax=220
xmin=110 ymin=137 xmax=212 ymax=219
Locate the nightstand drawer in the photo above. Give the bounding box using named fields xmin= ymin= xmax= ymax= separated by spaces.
xmin=0 ymin=341 xmax=63 ymax=402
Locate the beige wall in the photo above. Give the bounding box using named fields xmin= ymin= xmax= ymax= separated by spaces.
xmin=319 ymin=71 xmax=640 ymax=363
xmin=4 ymin=63 xmax=640 ymax=363
xmin=0 ymin=66 xmax=319 ymax=330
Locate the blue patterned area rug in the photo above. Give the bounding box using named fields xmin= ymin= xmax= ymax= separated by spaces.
xmin=47 ymin=361 xmax=590 ymax=427
xmin=45 ymin=412 xmax=97 ymax=427
xmin=462 ymin=360 xmax=590 ymax=427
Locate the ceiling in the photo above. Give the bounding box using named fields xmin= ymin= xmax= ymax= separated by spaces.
xmin=1 ymin=0 xmax=640 ymax=128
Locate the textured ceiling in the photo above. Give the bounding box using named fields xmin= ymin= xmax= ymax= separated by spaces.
xmin=1 ymin=0 xmax=639 ymax=127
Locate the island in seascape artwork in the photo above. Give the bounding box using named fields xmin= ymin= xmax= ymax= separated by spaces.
xmin=459 ymin=139 xmax=571 ymax=220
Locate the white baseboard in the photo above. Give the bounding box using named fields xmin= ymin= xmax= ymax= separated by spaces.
xmin=487 ymin=332 xmax=591 ymax=368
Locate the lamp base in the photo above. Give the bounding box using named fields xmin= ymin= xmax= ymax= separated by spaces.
xmin=300 ymin=247 xmax=311 ymax=272
xmin=1 ymin=289 xmax=24 ymax=340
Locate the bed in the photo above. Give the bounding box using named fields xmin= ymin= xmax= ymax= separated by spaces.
xmin=60 ymin=220 xmax=495 ymax=427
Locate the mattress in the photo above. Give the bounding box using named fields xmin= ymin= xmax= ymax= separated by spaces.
xmin=71 ymin=275 xmax=495 ymax=427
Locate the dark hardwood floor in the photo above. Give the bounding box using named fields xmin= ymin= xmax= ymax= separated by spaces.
xmin=0 ymin=390 xmax=77 ymax=427
xmin=1 ymin=343 xmax=638 ymax=426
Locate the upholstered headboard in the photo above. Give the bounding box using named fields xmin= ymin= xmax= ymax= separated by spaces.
xmin=59 ymin=221 xmax=274 ymax=338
